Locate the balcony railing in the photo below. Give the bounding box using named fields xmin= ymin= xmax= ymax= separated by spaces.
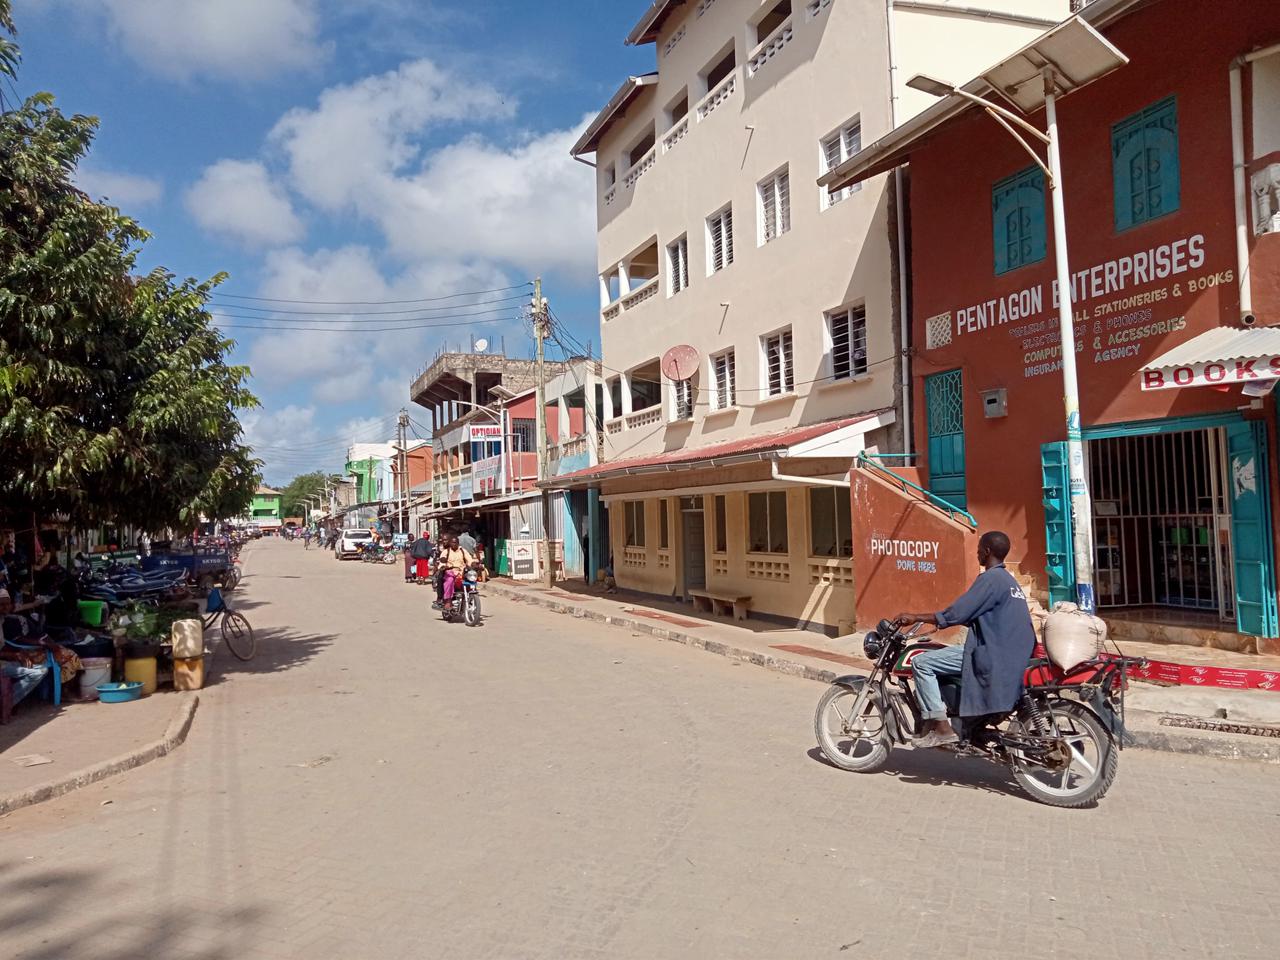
xmin=747 ymin=18 xmax=794 ymax=77
xmin=696 ymin=73 xmax=737 ymax=121
xmin=603 ymin=184 xmax=616 ymax=206
xmin=603 ymin=301 xmax=621 ymax=322
xmin=606 ymin=417 xmax=624 ymax=435
xmin=622 ymin=146 xmax=657 ymax=190
xmin=621 ymin=276 xmax=659 ymax=311
xmin=625 ymin=405 xmax=663 ymax=430
xmin=550 ymin=434 xmax=590 ymax=462
xmin=662 ymin=115 xmax=689 ymax=153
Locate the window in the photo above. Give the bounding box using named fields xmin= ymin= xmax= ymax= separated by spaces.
xmin=625 ymin=501 xmax=646 ymax=547
xmin=703 ymin=47 xmax=736 ymax=92
xmin=626 ymin=126 xmax=656 ymax=169
xmin=1112 ymin=96 xmax=1180 ymax=232
xmin=707 ymin=205 xmax=734 ymax=274
xmin=758 ymin=167 xmax=791 ymax=244
xmin=809 ymin=487 xmax=852 ymax=558
xmin=672 ymin=377 xmax=694 ymax=420
xmin=762 ymin=329 xmax=794 ymax=396
xmin=991 ymin=166 xmax=1047 ymax=275
xmin=659 ymin=499 xmax=670 ymax=549
xmin=668 ymin=235 xmax=690 ymax=295
xmin=510 ymin=418 xmax=536 ymax=452
xmin=828 ymin=306 xmax=868 ymax=380
xmin=711 ymin=349 xmax=736 ymax=409
xmin=748 ymin=491 xmax=788 ymax=553
xmin=714 ymin=495 xmax=727 ymax=552
xmin=821 ymin=118 xmax=862 ymax=208
xmin=754 ymin=0 xmax=791 ymax=44
xmin=666 ymin=89 xmax=689 ymax=127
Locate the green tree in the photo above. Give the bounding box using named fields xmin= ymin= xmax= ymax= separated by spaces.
xmin=0 ymin=6 xmax=259 ymax=529
xmin=280 ymin=471 xmax=339 ymax=519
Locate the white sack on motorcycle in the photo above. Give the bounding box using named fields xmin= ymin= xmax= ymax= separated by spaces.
xmin=1044 ymin=603 xmax=1107 ymax=671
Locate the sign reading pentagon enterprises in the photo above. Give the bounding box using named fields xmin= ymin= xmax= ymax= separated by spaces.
xmin=1141 ymin=354 xmax=1280 ymax=390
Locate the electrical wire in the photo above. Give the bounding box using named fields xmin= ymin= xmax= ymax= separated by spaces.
xmin=214 ymin=314 xmax=520 ymax=333
xmin=213 ymin=281 xmax=532 ymax=307
xmin=208 ymin=292 xmax=532 ymax=318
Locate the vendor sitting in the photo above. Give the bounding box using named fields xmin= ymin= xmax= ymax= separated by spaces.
xmin=1 ymin=587 xmax=82 ymax=707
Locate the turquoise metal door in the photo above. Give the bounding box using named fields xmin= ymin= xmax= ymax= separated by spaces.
xmin=1040 ymin=441 xmax=1075 ymax=608
xmin=1226 ymin=421 xmax=1278 ymax=637
xmin=925 ymin=370 xmax=966 ymax=509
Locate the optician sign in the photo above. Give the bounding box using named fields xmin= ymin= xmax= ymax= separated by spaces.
xmin=1141 ymin=355 xmax=1280 ymax=390
xmin=469 ymin=424 xmax=503 ymax=441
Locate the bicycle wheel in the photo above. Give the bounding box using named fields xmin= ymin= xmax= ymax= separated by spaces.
xmin=220 ymin=610 xmax=256 ymax=661
xmin=223 ymin=566 xmax=242 ymax=591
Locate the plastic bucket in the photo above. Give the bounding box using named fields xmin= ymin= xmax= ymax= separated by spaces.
xmin=78 ymin=658 xmax=113 ymax=700
xmin=173 ymin=655 xmax=205 ymax=691
xmin=78 ymin=599 xmax=106 ymax=627
xmin=123 ymin=656 xmax=158 ymax=696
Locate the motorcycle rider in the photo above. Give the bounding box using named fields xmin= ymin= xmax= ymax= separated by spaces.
xmin=439 ymin=535 xmax=474 ymax=611
xmin=894 ymin=530 xmax=1036 ymax=749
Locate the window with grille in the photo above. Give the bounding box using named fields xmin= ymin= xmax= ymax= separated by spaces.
xmin=624 ymin=501 xmax=646 ymax=547
xmin=711 ymin=349 xmax=736 ymax=409
xmin=748 ymin=490 xmax=788 ymax=553
xmin=707 ymin=206 xmax=734 ymax=274
xmin=667 ymin=235 xmax=689 ymax=295
xmin=762 ymin=330 xmax=794 ymax=396
xmin=714 ymin=495 xmax=727 ymax=552
xmin=1112 ymin=96 xmax=1180 ymax=232
xmin=809 ymin=487 xmax=851 ymax=558
xmin=672 ymin=377 xmax=694 ymax=420
xmin=758 ymin=168 xmax=790 ymax=244
xmin=510 ymin=418 xmax=536 ymax=452
xmin=821 ymin=118 xmax=862 ymax=208
xmin=992 ymin=166 xmax=1046 ymax=275
xmin=828 ymin=306 xmax=867 ymax=380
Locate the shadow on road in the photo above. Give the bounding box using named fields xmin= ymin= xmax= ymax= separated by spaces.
xmin=806 ymin=745 xmax=1016 ymax=799
xmin=0 ymin=862 xmax=267 ymax=959
xmin=205 ymin=626 xmax=335 ymax=685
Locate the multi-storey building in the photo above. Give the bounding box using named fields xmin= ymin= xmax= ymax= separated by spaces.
xmin=561 ymin=0 xmax=1069 ymax=632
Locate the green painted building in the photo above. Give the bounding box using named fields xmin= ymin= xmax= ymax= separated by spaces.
xmin=345 ymin=458 xmax=381 ymax=504
xmin=251 ymin=486 xmax=283 ymax=526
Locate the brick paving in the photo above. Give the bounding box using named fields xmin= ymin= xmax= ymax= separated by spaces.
xmin=0 ymin=538 xmax=1276 ymax=959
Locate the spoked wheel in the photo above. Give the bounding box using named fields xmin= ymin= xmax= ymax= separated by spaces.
xmin=814 ymin=680 xmax=890 ymax=773
xmin=1008 ymin=699 xmax=1117 ymax=808
xmin=223 ymin=567 xmax=242 ymax=592
xmin=219 ymin=610 xmax=256 ymax=661
xmin=463 ymin=593 xmax=481 ymax=627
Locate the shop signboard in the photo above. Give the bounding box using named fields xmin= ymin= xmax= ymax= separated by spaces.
xmin=1141 ymin=354 xmax=1280 ymax=390
xmin=460 ymin=471 xmax=474 ymax=503
xmin=509 ymin=539 xmax=537 ymax=579
xmin=469 ymin=423 xmax=503 ymax=442
xmin=432 ymin=476 xmax=448 ymax=505
xmin=474 ymin=455 xmax=505 ymax=495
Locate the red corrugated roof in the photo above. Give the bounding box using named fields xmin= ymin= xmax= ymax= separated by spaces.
xmin=547 ymin=410 xmax=890 ymax=486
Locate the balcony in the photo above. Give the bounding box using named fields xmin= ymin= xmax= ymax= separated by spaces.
xmin=625 ymin=405 xmax=663 ymax=430
xmin=661 ymin=115 xmax=689 ymax=153
xmin=621 ymin=276 xmax=659 ymax=311
xmin=696 ymin=72 xmax=737 ymax=121
xmin=603 ymin=184 xmax=617 ymax=207
xmin=747 ymin=17 xmax=794 ymax=77
xmin=606 ymin=417 xmax=624 ymax=435
xmin=622 ymin=146 xmax=657 ymax=189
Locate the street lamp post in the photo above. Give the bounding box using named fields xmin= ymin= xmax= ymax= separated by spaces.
xmin=907 ymin=25 xmax=1127 ymax=613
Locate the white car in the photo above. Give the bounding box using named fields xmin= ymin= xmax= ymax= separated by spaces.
xmin=336 ymin=528 xmax=374 ymax=560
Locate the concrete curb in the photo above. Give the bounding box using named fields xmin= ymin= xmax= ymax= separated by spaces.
xmin=490 ymin=583 xmax=1279 ymax=764
xmin=0 ymin=692 xmax=200 ymax=817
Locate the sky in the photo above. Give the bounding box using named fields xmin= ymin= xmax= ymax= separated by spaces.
xmin=12 ymin=0 xmax=653 ymax=486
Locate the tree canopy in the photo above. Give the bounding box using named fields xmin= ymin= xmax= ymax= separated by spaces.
xmin=279 ymin=472 xmax=340 ymax=519
xmin=0 ymin=6 xmax=260 ymax=529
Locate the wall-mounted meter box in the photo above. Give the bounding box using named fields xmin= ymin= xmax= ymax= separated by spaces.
xmin=981 ymin=388 xmax=1008 ymax=419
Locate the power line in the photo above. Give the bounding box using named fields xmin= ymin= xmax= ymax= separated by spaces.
xmin=213 ymin=281 xmax=532 ymax=307
xmin=215 ymin=314 xmax=520 ymax=333
xmin=208 ymin=292 xmax=531 ymax=317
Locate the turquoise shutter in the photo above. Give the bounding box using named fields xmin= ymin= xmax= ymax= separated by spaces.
xmin=1112 ymin=97 xmax=1180 ymax=231
xmin=1226 ymin=421 xmax=1279 ymax=638
xmin=1041 ymin=442 xmax=1075 ymax=608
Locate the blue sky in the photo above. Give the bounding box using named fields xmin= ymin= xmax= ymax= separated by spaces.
xmin=14 ymin=0 xmax=652 ymax=485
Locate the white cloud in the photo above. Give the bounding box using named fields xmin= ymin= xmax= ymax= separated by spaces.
xmin=74 ymin=166 xmax=164 ymax=208
xmin=64 ymin=0 xmax=325 ymax=81
xmin=185 ymin=160 xmax=305 ymax=247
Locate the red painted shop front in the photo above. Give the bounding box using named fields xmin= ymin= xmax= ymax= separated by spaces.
xmin=905 ymin=0 xmax=1280 ymax=642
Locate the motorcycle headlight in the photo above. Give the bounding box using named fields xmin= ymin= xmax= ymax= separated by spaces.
xmin=862 ymin=631 xmax=886 ymax=660
xmin=464 ymin=570 xmax=477 ymax=582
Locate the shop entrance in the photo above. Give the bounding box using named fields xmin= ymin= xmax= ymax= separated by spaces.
xmin=1087 ymin=428 xmax=1234 ymax=619
xmin=680 ymin=496 xmax=706 ymax=598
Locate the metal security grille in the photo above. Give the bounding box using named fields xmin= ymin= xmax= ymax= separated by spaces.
xmin=712 ymin=350 xmax=736 ymax=409
xmin=926 ymin=371 xmax=963 ymax=436
xmin=763 ymin=330 xmax=794 ymax=396
xmin=1088 ymin=429 xmax=1233 ymax=618
xmin=829 ymin=306 xmax=867 ymax=380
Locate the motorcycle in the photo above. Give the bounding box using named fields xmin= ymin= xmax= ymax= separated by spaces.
xmin=813 ymin=618 xmax=1145 ymax=808
xmin=358 ymin=542 xmax=399 ymax=565
xmin=441 ymin=566 xmax=482 ymax=627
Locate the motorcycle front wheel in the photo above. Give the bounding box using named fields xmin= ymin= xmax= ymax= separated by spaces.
xmin=1008 ymin=699 xmax=1117 ymax=808
xmin=814 ymin=680 xmax=890 ymax=773
xmin=463 ymin=593 xmax=481 ymax=627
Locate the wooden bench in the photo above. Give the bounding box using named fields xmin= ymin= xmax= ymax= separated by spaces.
xmin=689 ymin=590 xmax=752 ymax=622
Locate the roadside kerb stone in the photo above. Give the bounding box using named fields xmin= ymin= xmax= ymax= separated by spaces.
xmin=490 ymin=582 xmax=1279 ymax=764
xmin=0 ymin=692 xmax=200 ymax=816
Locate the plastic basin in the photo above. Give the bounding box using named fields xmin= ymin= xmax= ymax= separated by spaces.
xmin=96 ymin=682 xmax=144 ymax=704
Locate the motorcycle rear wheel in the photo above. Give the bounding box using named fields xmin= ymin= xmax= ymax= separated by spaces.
xmin=1008 ymin=699 xmax=1117 ymax=808
xmin=814 ymin=681 xmax=890 ymax=773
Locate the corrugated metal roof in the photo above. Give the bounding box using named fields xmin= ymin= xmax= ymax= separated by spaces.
xmin=546 ymin=410 xmax=892 ymax=487
xmin=1143 ymin=326 xmax=1280 ymax=370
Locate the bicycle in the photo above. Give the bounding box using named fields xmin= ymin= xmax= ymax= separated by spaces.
xmin=202 ymin=587 xmax=255 ymax=661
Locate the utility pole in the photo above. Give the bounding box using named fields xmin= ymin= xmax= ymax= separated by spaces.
xmin=397 ymin=408 xmax=410 ymax=536
xmin=533 ymin=277 xmax=555 ymax=588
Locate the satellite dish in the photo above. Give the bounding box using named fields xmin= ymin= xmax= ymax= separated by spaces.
xmin=661 ymin=344 xmax=700 ymax=382
xmin=474 ymin=338 xmax=489 ymax=353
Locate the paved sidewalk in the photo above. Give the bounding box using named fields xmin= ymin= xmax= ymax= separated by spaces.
xmin=487 ymin=577 xmax=1280 ymax=761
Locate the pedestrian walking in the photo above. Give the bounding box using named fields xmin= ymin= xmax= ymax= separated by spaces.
xmin=410 ymin=529 xmax=433 ymax=584
xmin=303 ymin=528 xmax=312 ymax=550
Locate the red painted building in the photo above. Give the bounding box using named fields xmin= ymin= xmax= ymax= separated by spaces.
xmin=826 ymin=0 xmax=1280 ymax=650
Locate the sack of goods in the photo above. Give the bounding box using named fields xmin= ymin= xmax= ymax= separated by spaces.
xmin=171 ymin=619 xmax=205 ymax=659
xmin=1044 ymin=602 xmax=1108 ymax=670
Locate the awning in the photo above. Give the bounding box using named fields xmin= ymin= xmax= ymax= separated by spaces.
xmin=426 ymin=489 xmax=540 ymax=519
xmin=542 ymin=409 xmax=894 ymax=490
xmin=1141 ymin=326 xmax=1280 ymax=391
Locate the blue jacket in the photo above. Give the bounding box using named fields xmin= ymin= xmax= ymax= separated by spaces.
xmin=935 ymin=564 xmax=1036 ymax=718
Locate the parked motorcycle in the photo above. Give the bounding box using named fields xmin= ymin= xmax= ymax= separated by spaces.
xmin=813 ymin=618 xmax=1144 ymax=808
xmin=358 ymin=542 xmax=399 ymax=565
xmin=441 ymin=567 xmax=482 ymax=627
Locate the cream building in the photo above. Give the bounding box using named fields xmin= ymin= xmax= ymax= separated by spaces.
xmin=560 ymin=0 xmax=1071 ymax=632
